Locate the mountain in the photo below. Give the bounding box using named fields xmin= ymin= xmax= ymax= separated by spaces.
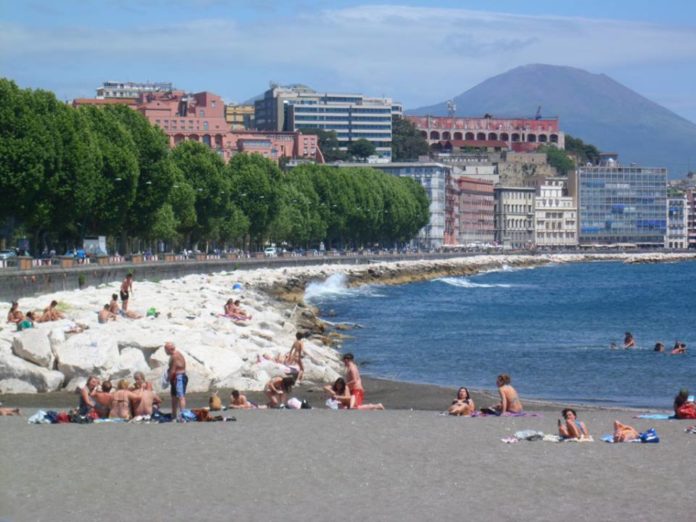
xmin=408 ymin=64 xmax=696 ymax=177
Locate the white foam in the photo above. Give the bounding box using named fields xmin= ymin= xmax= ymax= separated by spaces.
xmin=304 ymin=273 xmax=384 ymax=303
xmin=435 ymin=277 xmax=517 ymax=289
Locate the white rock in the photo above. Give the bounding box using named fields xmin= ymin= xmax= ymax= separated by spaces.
xmin=54 ymin=332 xmax=120 ymax=380
xmin=12 ymin=329 xmax=54 ymax=368
xmin=214 ymin=375 xmax=264 ymax=391
xmin=184 ymin=345 xmax=243 ymax=378
xmin=0 ymin=378 xmax=38 ymax=394
xmin=148 ymin=347 xmax=168 ymax=369
xmin=112 ymin=347 xmax=151 ymax=380
xmin=0 ymin=352 xmax=64 ymax=392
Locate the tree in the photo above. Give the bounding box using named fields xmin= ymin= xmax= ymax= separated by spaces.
xmin=539 ymin=145 xmax=575 ymax=176
xmin=300 ymin=128 xmax=347 ymax=162
xmin=564 ymin=135 xmax=601 ymax=166
xmin=348 ymin=139 xmax=376 ymax=160
xmin=391 ymin=115 xmax=429 ymax=161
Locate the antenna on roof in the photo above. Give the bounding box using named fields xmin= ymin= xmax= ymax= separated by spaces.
xmin=535 ymin=105 xmax=542 ymax=120
xmin=447 ymin=99 xmax=456 ymax=118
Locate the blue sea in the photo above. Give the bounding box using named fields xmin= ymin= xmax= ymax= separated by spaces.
xmin=305 ymin=260 xmax=696 ymax=409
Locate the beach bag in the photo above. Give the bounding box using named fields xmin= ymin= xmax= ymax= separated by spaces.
xmin=326 ymin=399 xmax=340 ymax=410
xmin=301 ymin=399 xmax=312 ymax=410
xmin=676 ymin=403 xmax=696 ymax=419
xmin=209 ymin=393 xmax=222 ymax=411
xmin=56 ymin=411 xmax=71 ymax=424
xmin=286 ymin=397 xmax=302 ymax=410
xmin=28 ymin=410 xmax=51 ymax=424
xmin=639 ymin=428 xmax=660 ymax=443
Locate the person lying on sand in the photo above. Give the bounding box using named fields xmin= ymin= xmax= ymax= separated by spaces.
xmin=0 ymin=407 xmax=21 ymax=416
xmin=110 ymin=293 xmax=141 ymax=319
xmin=229 ymin=389 xmax=256 ymax=409
xmin=98 ymin=304 xmax=117 ymax=324
xmin=613 ymin=420 xmax=640 ymax=442
xmin=265 ymin=376 xmax=295 ymax=408
xmin=448 ymin=387 xmax=475 ymax=416
xmin=6 ymin=301 xmax=24 ymax=324
xmin=93 ymin=380 xmax=113 ymax=419
xmin=485 ymin=374 xmax=523 ymax=414
xmin=558 ymin=408 xmax=590 ymax=439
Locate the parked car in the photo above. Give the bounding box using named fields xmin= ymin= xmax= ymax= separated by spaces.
xmin=0 ymin=249 xmax=17 ymax=261
xmin=264 ymin=247 xmax=278 ymax=257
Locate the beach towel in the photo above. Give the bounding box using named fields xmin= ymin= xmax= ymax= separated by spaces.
xmin=474 ymin=411 xmax=542 ymax=418
xmin=601 ymin=428 xmax=660 ymax=443
xmin=634 ymin=413 xmax=675 ymax=420
xmin=542 ymin=434 xmax=595 ymax=443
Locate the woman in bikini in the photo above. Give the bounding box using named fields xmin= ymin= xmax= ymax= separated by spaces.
xmin=448 ymin=387 xmax=475 ymax=416
xmin=6 ymin=301 xmax=24 ymax=324
xmin=109 ymin=379 xmax=138 ymax=420
xmin=265 ymin=376 xmax=295 ymax=408
xmin=558 ymin=408 xmax=590 ymax=439
xmin=493 ymin=374 xmax=523 ymax=414
xmin=613 ymin=420 xmax=639 ymax=442
xmin=325 ymin=378 xmax=354 ymax=409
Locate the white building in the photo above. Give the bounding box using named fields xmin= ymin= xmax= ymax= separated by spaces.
xmin=96 ymin=81 xmax=174 ymax=99
xmin=494 ymin=187 xmax=536 ymax=249
xmin=666 ymin=195 xmax=689 ymax=249
xmin=255 ymin=85 xmax=400 ymax=160
xmin=534 ymin=178 xmax=578 ymax=248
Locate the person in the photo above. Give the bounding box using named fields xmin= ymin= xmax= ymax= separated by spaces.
xmin=98 ymin=304 xmax=117 ymax=324
xmin=120 ymin=273 xmax=134 ymax=312
xmin=93 ymin=380 xmax=113 ymax=418
xmin=78 ymin=375 xmax=100 ymax=416
xmin=324 ymin=378 xmax=353 ymax=409
xmin=0 ymin=407 xmax=21 ymax=416
xmin=609 ymin=342 xmax=618 ymax=350
xmin=6 ymin=301 xmax=24 ymax=324
xmin=671 ymin=341 xmax=687 ymax=355
xmin=165 ymin=341 xmax=187 ymax=421
xmin=491 ymin=374 xmax=523 ymax=414
xmin=343 ymin=353 xmax=365 ymax=408
xmin=673 ymin=388 xmax=696 ymax=419
xmin=285 ymin=332 xmax=305 ymax=382
xmin=654 ymin=342 xmax=665 ymax=352
xmin=264 ymin=376 xmax=295 ymax=408
xmin=223 ymin=299 xmax=235 ymax=317
xmin=110 ymin=293 xmax=141 ymax=319
xmin=623 ymin=332 xmax=635 ymax=349
xmin=209 ymin=391 xmax=223 ymax=411
xmin=37 ymin=300 xmax=64 ymax=323
xmin=558 ymin=408 xmax=590 ymax=439
xmin=613 ymin=420 xmax=640 ymax=442
xmin=448 ymin=387 xmax=475 ymax=416
xmin=132 ymin=379 xmax=161 ymax=417
xmin=16 ymin=311 xmax=35 ymax=332
xmin=229 ymin=389 xmax=255 ymax=409
xmin=110 ymin=379 xmax=138 ymax=420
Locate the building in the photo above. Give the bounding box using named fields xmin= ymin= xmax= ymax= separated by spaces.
xmin=74 ymin=90 xmax=318 ymax=163
xmin=96 ymin=81 xmax=174 ymax=100
xmin=335 ymin=162 xmax=450 ymax=249
xmin=456 ymin=176 xmax=495 ymax=245
xmin=534 ymin=178 xmax=578 ymax=249
xmin=568 ymin=157 xmax=667 ymax=247
xmin=494 ymin=187 xmax=536 ymax=249
xmin=687 ymin=189 xmax=696 ymax=249
xmin=497 ymin=152 xmax=558 ymax=187
xmin=406 ymin=115 xmax=565 ymax=152
xmin=225 ymin=104 xmax=255 ymax=129
xmin=255 ymin=85 xmax=399 ymax=160
xmin=666 ymin=195 xmax=689 ymax=249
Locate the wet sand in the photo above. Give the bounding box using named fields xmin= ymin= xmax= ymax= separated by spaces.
xmin=2 ymin=378 xmax=695 ymax=521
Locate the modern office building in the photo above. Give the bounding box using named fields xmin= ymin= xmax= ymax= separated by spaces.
xmin=666 ymin=195 xmax=689 ymax=249
xmin=255 ymin=85 xmax=399 ymax=160
xmin=534 ymin=178 xmax=578 ymax=248
xmin=494 ymin=187 xmax=536 ymax=248
xmin=687 ymin=189 xmax=696 ymax=249
xmin=569 ymin=157 xmax=667 ymax=247
xmin=335 ymin=162 xmax=450 ymax=249
xmin=456 ymin=176 xmax=495 ymax=245
xmin=225 ymin=104 xmax=255 ymax=129
xmin=96 ymin=81 xmax=174 ymax=99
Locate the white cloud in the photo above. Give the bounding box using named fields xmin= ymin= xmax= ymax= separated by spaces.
xmin=2 ymin=4 xmax=696 ymax=109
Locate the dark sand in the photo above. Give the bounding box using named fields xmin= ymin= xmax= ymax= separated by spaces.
xmin=1 ymin=378 xmax=695 ymax=521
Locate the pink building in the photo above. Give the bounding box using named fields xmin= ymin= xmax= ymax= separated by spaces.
xmin=456 ymin=176 xmax=495 ymax=245
xmin=74 ymin=91 xmax=319 ymax=163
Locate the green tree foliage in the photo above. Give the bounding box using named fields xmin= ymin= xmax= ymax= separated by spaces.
xmin=300 ymin=128 xmax=347 ymax=162
xmin=391 ymin=115 xmax=430 ymax=161
xmin=539 ymin=144 xmax=576 ymax=176
xmin=564 ymin=135 xmax=601 ymax=166
xmin=348 ymin=139 xmax=376 ymax=160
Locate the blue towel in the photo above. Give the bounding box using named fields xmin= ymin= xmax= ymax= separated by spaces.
xmin=634 ymin=413 xmax=674 ymax=420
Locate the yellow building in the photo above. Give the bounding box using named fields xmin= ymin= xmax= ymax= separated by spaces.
xmin=225 ymin=104 xmax=255 ymax=129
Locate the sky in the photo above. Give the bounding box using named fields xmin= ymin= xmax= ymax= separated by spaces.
xmin=2 ymin=0 xmax=696 ymax=122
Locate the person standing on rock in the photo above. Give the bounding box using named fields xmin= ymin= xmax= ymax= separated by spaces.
xmin=342 ymin=353 xmax=365 ymax=408
xmin=165 ymin=342 xmax=187 ymax=421
xmin=285 ymin=332 xmax=305 ymax=382
xmin=120 ymin=273 xmax=134 ymax=312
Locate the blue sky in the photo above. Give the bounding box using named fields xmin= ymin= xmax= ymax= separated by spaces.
xmin=2 ymin=0 xmax=696 ymax=122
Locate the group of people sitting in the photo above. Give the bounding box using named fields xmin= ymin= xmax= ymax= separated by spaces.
xmin=78 ymin=372 xmax=161 ymax=420
xmin=7 ymin=300 xmax=65 ymax=331
xmin=98 ymin=293 xmax=142 ymax=323
xmin=223 ymin=299 xmax=252 ymax=321
xmin=448 ymin=373 xmax=524 ymax=417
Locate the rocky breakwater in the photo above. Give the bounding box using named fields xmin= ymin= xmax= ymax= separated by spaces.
xmin=0 ymin=271 xmax=343 ymax=395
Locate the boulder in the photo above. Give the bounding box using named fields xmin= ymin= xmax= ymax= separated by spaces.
xmin=148 ymin=347 xmax=168 ymax=369
xmin=115 ymin=327 xmax=163 ymax=357
xmin=0 ymin=378 xmax=38 ymax=394
xmin=214 ymin=375 xmax=264 ymax=391
xmin=48 ymin=328 xmax=66 ymax=350
xmin=54 ymin=332 xmax=120 ymax=380
xmin=12 ymin=329 xmax=54 ymax=368
xmin=185 ymin=345 xmax=244 ymax=378
xmin=111 ymin=347 xmax=151 ymax=380
xmin=0 ymin=352 xmax=64 ymax=392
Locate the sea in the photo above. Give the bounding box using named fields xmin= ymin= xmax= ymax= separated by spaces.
xmin=304 ymin=260 xmax=696 ymax=409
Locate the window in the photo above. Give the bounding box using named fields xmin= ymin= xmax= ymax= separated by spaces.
xmin=199 ymin=110 xmax=205 ymax=117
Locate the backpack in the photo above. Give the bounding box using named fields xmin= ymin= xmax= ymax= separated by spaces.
xmin=677 ymin=403 xmax=696 ymax=419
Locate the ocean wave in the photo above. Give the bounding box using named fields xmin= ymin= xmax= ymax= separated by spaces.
xmin=304 ymin=273 xmax=383 ymax=302
xmin=435 ymin=277 xmax=519 ymax=289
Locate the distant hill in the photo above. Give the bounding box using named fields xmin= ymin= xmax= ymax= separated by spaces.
xmin=408 ymin=64 xmax=696 ymax=177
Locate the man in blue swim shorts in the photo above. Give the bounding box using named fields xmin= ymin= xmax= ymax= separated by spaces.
xmin=165 ymin=341 xmax=187 ymax=421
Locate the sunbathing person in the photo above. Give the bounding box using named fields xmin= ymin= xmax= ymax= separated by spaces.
xmin=93 ymin=380 xmax=113 ymax=418
xmin=448 ymin=387 xmax=475 ymax=416
xmin=6 ymin=301 xmax=24 ymax=324
xmin=490 ymin=374 xmax=523 ymax=414
xmin=613 ymin=420 xmax=640 ymax=442
xmin=132 ymin=382 xmax=161 ymax=417
xmin=78 ymin=376 xmax=100 ymax=416
xmin=265 ymin=376 xmax=295 ymax=408
xmin=558 ymin=408 xmax=590 ymax=439
xmin=325 ymin=378 xmax=354 ymax=409
xmin=0 ymin=407 xmax=21 ymax=416
xmin=98 ymin=304 xmax=117 ymax=324
xmin=38 ymin=300 xmax=64 ymax=323
xmin=109 ymin=379 xmax=138 ymax=420
xmin=229 ymin=389 xmax=255 ymax=409
xmin=110 ymin=293 xmax=141 ymax=319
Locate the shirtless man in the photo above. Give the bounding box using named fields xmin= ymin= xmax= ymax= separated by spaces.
xmin=98 ymin=304 xmax=117 ymax=324
xmin=229 ymin=389 xmax=254 ymax=409
xmin=93 ymin=380 xmax=113 ymax=418
xmin=342 ymin=353 xmax=365 ymax=408
xmin=120 ymin=273 xmax=134 ymax=312
xmin=285 ymin=332 xmax=305 ymax=382
xmin=493 ymin=373 xmax=523 ymax=414
xmin=6 ymin=301 xmax=24 ymax=324
xmin=110 ymin=293 xmax=141 ymax=319
xmin=165 ymin=341 xmax=187 ymax=420
xmin=132 ymin=379 xmax=161 ymax=417
xmin=38 ymin=300 xmax=64 ymax=322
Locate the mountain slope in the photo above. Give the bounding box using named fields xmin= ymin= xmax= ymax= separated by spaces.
xmin=408 ymin=64 xmax=696 ymax=177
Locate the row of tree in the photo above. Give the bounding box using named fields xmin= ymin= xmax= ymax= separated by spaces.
xmin=0 ymin=79 xmax=430 ymax=253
